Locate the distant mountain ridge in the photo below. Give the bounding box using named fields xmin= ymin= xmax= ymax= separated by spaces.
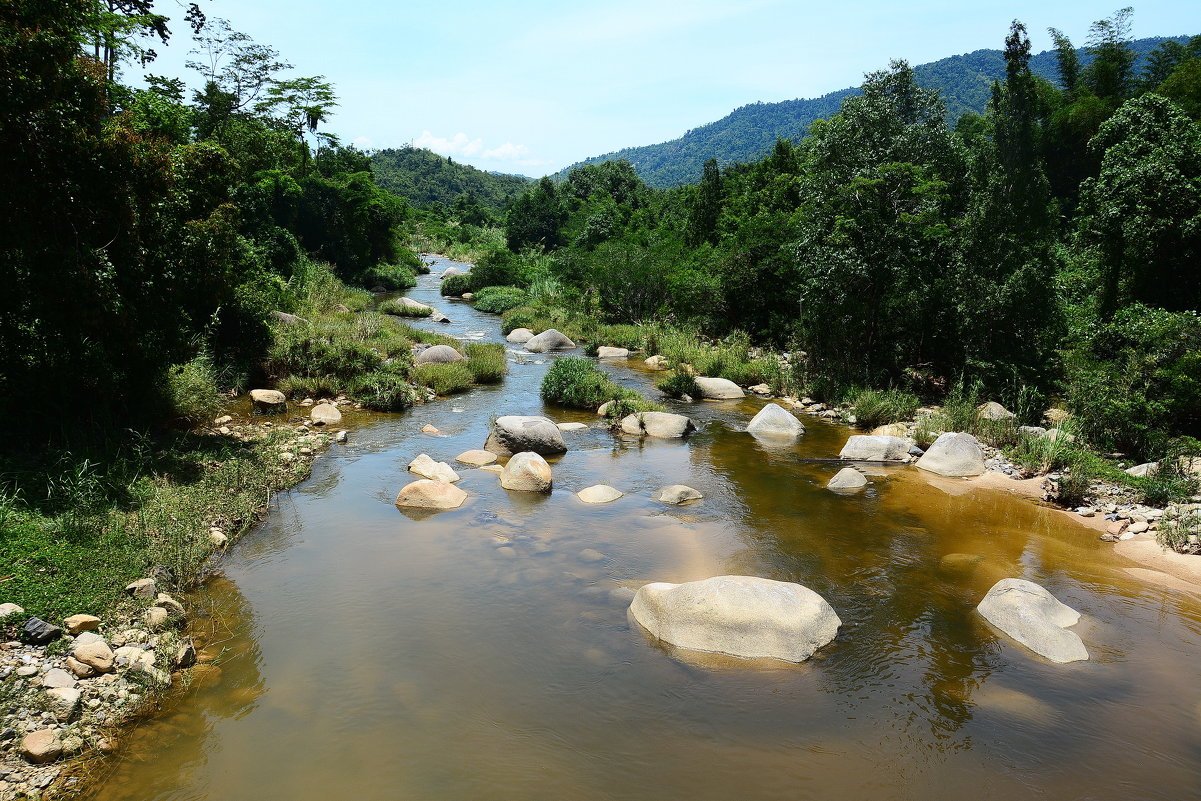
xmin=371 ymin=147 xmax=532 ymax=212
xmin=556 ymin=35 xmax=1191 ymax=188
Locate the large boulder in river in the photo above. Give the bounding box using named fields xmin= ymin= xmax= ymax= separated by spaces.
xmin=827 ymin=467 xmax=868 ymax=490
xmin=394 ymin=479 xmax=467 ymax=510
xmin=916 ymin=432 xmax=985 ymax=477
xmin=597 ymin=346 xmax=629 ymax=359
xmin=250 ymin=389 xmax=287 ymax=415
xmin=976 ymin=578 xmax=1088 ymax=663
xmin=644 ymin=355 xmax=669 ymax=370
xmin=500 ymin=452 xmax=553 ymax=492
xmin=415 ymin=344 xmax=466 ymax=365
xmin=577 ymin=484 xmax=623 ymax=504
xmin=694 ymin=377 xmax=745 ymax=400
xmin=838 ymin=434 xmax=911 ymax=462
xmin=525 ymin=329 xmax=576 ymax=353
xmin=630 ymin=575 xmax=842 ymax=662
xmin=620 ymin=412 xmax=696 ymax=439
xmin=485 ymin=415 xmax=567 ymax=456
xmin=310 ymin=403 xmax=342 ymax=425
xmin=440 ymin=267 xmax=464 ymax=279
xmin=506 ymin=328 xmax=534 ymax=344
xmin=746 ymin=403 xmax=805 ymax=439
xmin=389 ymin=297 xmax=432 ymax=316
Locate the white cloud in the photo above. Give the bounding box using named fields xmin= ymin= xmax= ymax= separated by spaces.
xmin=413 ymin=130 xmax=485 ymax=157
xmin=352 ymin=136 xmax=374 ymax=150
xmin=412 ymin=130 xmax=541 ymax=167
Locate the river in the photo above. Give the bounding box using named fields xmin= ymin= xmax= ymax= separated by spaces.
xmin=82 ymin=257 xmax=1201 ymax=801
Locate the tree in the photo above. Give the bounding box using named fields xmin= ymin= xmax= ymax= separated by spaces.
xmin=1079 ymin=93 xmax=1201 ymax=314
xmin=505 ymin=177 xmax=566 ymax=251
xmin=686 ymin=158 xmax=723 ymax=247
xmin=1082 ymin=7 xmax=1135 ymax=105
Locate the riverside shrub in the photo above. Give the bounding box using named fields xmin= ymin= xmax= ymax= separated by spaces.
xmin=541 ymin=357 xmax=639 ymax=409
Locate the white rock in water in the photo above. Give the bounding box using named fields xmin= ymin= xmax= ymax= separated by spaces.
xmin=657 ymin=485 xmax=703 ymax=504
xmin=408 ymin=454 xmax=460 ymax=483
xmin=694 ymin=377 xmax=745 ymax=399
xmin=915 ymin=432 xmax=985 ymax=477
xmin=630 ymin=575 xmax=841 ymax=662
xmin=394 ymin=479 xmax=467 ymax=510
xmin=644 ymin=355 xmax=669 ymax=369
xmin=500 ymin=452 xmax=553 ymax=492
xmin=827 ymin=467 xmax=868 ymax=490
xmin=746 ymin=403 xmax=805 ymax=439
xmin=597 ymin=346 xmax=629 ymax=359
xmin=976 ymin=578 xmax=1088 ymax=663
xmin=455 ymin=449 xmax=497 ymax=466
xmin=506 ymin=328 xmax=534 ymax=344
xmin=557 ymin=422 xmax=588 ymax=431
xmin=525 ymin=329 xmax=576 ymax=352
xmin=619 ymin=412 xmax=696 ymax=439
xmin=838 ymin=435 xmax=912 ymax=462
xmin=577 ymin=485 xmax=623 ymax=504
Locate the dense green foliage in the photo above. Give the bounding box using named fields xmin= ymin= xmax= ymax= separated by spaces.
xmin=557 ymin=35 xmax=1192 ymax=187
xmin=540 ymin=357 xmax=640 ymax=409
xmin=474 ymin=14 xmax=1201 ymax=473
xmin=0 ymin=1 xmax=417 ymax=431
xmin=371 ymin=147 xmax=531 ymax=218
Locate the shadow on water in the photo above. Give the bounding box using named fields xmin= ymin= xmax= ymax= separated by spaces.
xmin=82 ymin=258 xmax=1201 ymax=801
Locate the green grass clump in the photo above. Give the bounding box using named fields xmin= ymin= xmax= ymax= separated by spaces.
xmin=379 ymin=298 xmax=432 ymax=317
xmin=165 ymin=356 xmax=224 ymax=425
xmin=415 ymin=362 xmax=475 ymax=396
xmin=465 ymin=343 xmax=507 ymax=384
xmin=541 ymin=357 xmax=639 ymax=409
xmin=357 ymin=263 xmax=417 ymax=291
xmin=657 ymin=369 xmax=700 ymax=400
xmin=848 ymin=388 xmax=921 ymax=430
xmin=473 ymin=286 xmax=528 ymax=314
xmin=347 ymin=369 xmax=420 ymax=411
xmin=440 ymin=273 xmax=474 ymax=296
xmin=275 ymin=374 xmax=342 ymax=400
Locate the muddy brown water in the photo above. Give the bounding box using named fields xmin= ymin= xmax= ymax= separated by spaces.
xmin=82 ymin=259 xmax=1201 ymax=801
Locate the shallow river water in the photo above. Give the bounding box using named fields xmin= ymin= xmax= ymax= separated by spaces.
xmin=84 ymin=259 xmax=1201 ymax=801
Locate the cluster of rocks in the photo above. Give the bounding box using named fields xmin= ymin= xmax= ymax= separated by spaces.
xmin=0 ymin=583 xmax=204 ymax=797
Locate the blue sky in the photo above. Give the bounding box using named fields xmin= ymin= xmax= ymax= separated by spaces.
xmin=140 ymin=1 xmax=1198 ymax=175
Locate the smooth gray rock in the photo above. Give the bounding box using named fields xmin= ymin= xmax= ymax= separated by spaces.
xmin=440 ymin=267 xmax=464 ymax=279
xmin=630 ymin=575 xmax=841 ymax=662
xmin=838 ymin=435 xmax=912 ymax=462
xmin=657 ymin=485 xmax=703 ymax=504
xmin=500 ymin=452 xmax=553 ymax=492
xmin=388 ymin=297 xmax=432 ymax=315
xmin=506 ymin=328 xmax=534 ymax=344
xmin=525 ymin=329 xmax=576 ymax=353
xmin=415 ymin=344 xmax=466 ymax=365
xmin=746 ymin=403 xmax=805 ymax=439
xmin=310 ymin=403 xmax=342 ymax=425
xmin=620 ymin=412 xmax=696 ymax=439
xmin=408 ymin=454 xmax=461 ymax=483
xmin=916 ymin=432 xmax=985 ymax=477
xmin=694 ymin=376 xmax=745 ymax=399
xmin=827 ymin=467 xmax=868 ymax=490
xmin=597 ymin=346 xmax=629 ymax=359
xmin=485 ymin=415 xmax=567 ymax=456
xmin=976 ymin=578 xmax=1088 ymax=663
xmin=271 ymin=310 xmax=308 ymax=326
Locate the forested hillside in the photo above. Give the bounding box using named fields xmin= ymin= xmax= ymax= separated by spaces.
xmin=559 ymin=35 xmax=1191 ymax=187
xmin=372 ymin=147 xmax=531 ymax=220
xmin=443 ymin=11 xmax=1201 ymax=496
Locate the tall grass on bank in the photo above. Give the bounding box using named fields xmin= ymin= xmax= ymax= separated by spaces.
xmin=847 ymin=388 xmax=920 ymax=429
xmin=0 ymin=429 xmax=314 ymax=626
